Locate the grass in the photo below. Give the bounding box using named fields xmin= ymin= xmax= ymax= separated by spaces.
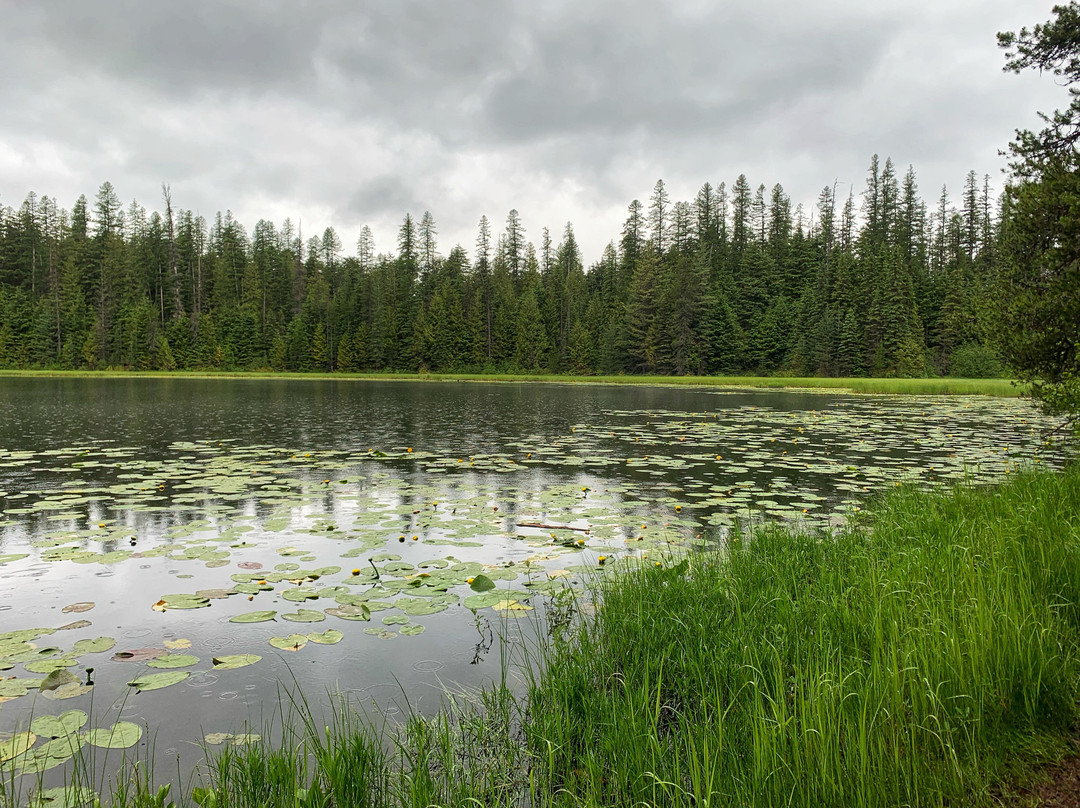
xmin=0 ymin=369 xmax=1025 ymax=396
xmin=525 ymin=466 xmax=1080 ymax=806
xmin=6 ymin=467 xmax=1080 ymax=807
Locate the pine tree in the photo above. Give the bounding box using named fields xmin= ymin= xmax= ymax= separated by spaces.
xmin=514 ymin=286 xmax=547 ymax=371
xmin=311 ymin=321 xmax=329 ymax=370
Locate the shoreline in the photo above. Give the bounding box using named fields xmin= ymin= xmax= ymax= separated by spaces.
xmin=0 ymin=369 xmax=1025 ymax=397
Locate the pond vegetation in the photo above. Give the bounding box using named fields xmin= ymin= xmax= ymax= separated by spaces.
xmin=4 ymin=465 xmax=1079 ymax=807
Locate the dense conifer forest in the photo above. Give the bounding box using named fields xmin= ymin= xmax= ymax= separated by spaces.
xmin=0 ymin=156 xmax=1006 ymax=377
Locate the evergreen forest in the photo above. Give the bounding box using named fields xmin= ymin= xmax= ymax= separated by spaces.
xmin=0 ymin=156 xmax=1007 ymax=378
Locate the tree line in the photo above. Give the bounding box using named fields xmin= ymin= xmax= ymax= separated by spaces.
xmin=0 ymin=156 xmax=1005 ymax=378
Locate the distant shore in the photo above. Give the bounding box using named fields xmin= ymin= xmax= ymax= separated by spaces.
xmin=0 ymin=369 xmax=1024 ymax=397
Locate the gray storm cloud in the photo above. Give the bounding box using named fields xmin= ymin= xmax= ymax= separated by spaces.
xmin=0 ymin=0 xmax=1066 ymax=261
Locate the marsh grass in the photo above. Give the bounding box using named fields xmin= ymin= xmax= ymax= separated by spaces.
xmin=526 ymin=466 xmax=1080 ymax=806
xmin=6 ymin=467 xmax=1079 ymax=807
xmin=0 ymin=369 xmax=1024 ymax=397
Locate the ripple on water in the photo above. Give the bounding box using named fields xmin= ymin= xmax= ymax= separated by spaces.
xmin=188 ymin=671 xmax=220 ymax=688
xmin=413 ymin=659 xmax=444 ymax=673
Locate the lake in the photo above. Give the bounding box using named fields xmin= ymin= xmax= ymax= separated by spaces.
xmin=0 ymin=377 xmax=1067 ymax=784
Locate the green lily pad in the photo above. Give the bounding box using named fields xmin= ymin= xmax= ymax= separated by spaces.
xmin=269 ymin=634 xmax=308 ymax=651
xmin=86 ymin=722 xmax=143 ymax=749
xmin=229 ymin=611 xmax=277 ymax=623
xmin=282 ymin=587 xmax=320 ymax=602
xmin=463 ymin=591 xmax=511 ymax=609
xmin=0 ymin=731 xmax=35 ymax=763
xmin=395 ymin=598 xmax=451 ymax=616
xmin=28 ymin=785 xmax=97 ymax=808
xmin=363 ymin=628 xmax=396 ymax=639
xmin=468 ymin=574 xmax=496 ymax=592
xmin=212 ymin=655 xmax=262 ymax=670
xmin=25 ymin=658 xmax=79 ymax=674
xmin=40 ymin=669 xmax=79 ymax=692
xmin=31 ymin=711 xmax=87 ymax=738
xmin=128 ymin=671 xmax=190 ymax=692
xmin=146 ymin=654 xmax=199 ymax=669
xmin=158 ymin=593 xmax=211 ymax=610
xmin=399 ymin=624 xmax=426 ymax=636
xmin=325 ymin=604 xmax=370 ymax=621
xmin=71 ymin=637 xmax=116 ymax=655
xmin=41 ymin=682 xmax=93 ymax=701
xmin=382 ymin=615 xmax=409 ymax=625
xmin=280 ymin=609 xmax=325 ymax=623
xmin=13 ymin=735 xmax=85 ymax=772
xmin=307 ymin=629 xmax=343 ymax=645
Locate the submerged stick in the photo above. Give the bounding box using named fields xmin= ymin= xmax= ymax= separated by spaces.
xmin=517 ymin=521 xmax=590 ymax=534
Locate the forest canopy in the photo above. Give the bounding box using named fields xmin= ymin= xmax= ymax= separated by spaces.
xmin=0 ymin=159 xmax=1003 ymax=378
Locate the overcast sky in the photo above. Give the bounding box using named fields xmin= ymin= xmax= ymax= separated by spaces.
xmin=0 ymin=0 xmax=1067 ymax=264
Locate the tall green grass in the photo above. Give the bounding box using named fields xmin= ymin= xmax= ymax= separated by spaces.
xmin=7 ymin=468 xmax=1079 ymax=807
xmin=526 ymin=467 xmax=1080 ymax=806
xmin=0 ymin=369 xmax=1024 ymax=397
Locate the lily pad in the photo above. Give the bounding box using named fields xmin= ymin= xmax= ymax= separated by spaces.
xmin=468 ymin=574 xmax=496 ymax=592
xmin=269 ymin=634 xmax=308 ymax=651
xmin=40 ymin=669 xmax=79 ymax=692
xmin=30 ymin=711 xmax=87 ymax=738
xmin=61 ymin=602 xmax=94 ymax=614
xmin=325 ymin=604 xmax=370 ymax=621
xmin=163 ymin=638 xmax=192 ymax=650
xmin=128 ymin=671 xmax=190 ymax=692
xmin=195 ymin=588 xmax=237 ymax=599
xmin=212 ymin=655 xmax=262 ymax=670
xmin=146 ymin=654 xmax=199 ymax=669
xmin=0 ymin=731 xmax=36 ymax=762
xmin=56 ymin=621 xmax=92 ymax=631
xmin=41 ymin=682 xmax=93 ymax=700
xmin=363 ymin=628 xmax=396 ymax=639
xmin=280 ymin=609 xmax=325 ymax=623
xmin=229 ymin=611 xmax=277 ymax=623
xmin=399 ymin=624 xmax=426 ymax=636
xmin=306 ymin=629 xmax=343 ymax=645
xmin=25 ymin=658 xmax=79 ymax=674
xmin=493 ymin=599 xmax=534 ymax=612
xmin=112 ymin=647 xmax=165 ymax=662
xmin=72 ymin=637 xmax=116 ymax=655
xmin=86 ymin=722 xmax=143 ymax=749
xmin=11 ymin=735 xmax=85 ymax=772
xmin=28 ymin=786 xmax=97 ymax=808
xmin=155 ymin=593 xmax=211 ymax=610
xmin=382 ymin=615 xmax=409 ymax=626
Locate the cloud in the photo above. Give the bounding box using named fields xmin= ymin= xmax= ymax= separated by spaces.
xmin=0 ymin=0 xmax=1069 ymax=262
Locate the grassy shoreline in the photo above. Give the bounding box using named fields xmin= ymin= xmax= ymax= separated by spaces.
xmin=0 ymin=369 xmax=1025 ymax=397
xmin=13 ymin=466 xmax=1080 ymax=807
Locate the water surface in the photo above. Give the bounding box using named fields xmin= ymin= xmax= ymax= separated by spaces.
xmin=0 ymin=378 xmax=1066 ymax=782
